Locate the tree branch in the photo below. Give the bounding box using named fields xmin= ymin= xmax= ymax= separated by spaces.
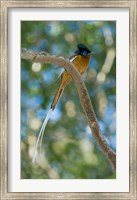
xmin=21 ymin=48 xmax=116 ymax=170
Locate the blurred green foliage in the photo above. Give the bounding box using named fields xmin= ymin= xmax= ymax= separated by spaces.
xmin=21 ymin=21 xmax=116 ymax=179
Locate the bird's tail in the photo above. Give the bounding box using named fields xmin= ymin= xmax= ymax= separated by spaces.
xmin=32 ymin=84 xmax=65 ymax=163
xmin=32 ymin=108 xmax=53 ymax=163
xmin=51 ymin=84 xmax=64 ymax=110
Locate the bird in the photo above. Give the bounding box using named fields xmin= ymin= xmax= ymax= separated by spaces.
xmin=32 ymin=43 xmax=94 ymax=163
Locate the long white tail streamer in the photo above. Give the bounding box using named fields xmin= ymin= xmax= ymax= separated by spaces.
xmin=32 ymin=108 xmax=53 ymax=163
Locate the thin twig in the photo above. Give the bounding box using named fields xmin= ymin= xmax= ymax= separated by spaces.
xmin=21 ymin=48 xmax=116 ymax=170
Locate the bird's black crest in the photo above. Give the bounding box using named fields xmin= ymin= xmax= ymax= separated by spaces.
xmin=75 ymin=43 xmax=91 ymax=56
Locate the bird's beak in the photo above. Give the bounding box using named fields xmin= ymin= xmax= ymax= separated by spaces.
xmin=89 ymin=51 xmax=95 ymax=55
xmin=88 ymin=51 xmax=95 ymax=57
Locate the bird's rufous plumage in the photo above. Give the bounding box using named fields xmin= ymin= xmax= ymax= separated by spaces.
xmin=51 ymin=44 xmax=92 ymax=110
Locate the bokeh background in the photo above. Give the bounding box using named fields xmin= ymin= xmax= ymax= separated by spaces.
xmin=21 ymin=21 xmax=116 ymax=179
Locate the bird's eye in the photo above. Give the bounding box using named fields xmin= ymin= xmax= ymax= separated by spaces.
xmin=82 ymin=51 xmax=87 ymax=56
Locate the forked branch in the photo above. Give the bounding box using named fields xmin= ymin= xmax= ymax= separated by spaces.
xmin=21 ymin=48 xmax=116 ymax=170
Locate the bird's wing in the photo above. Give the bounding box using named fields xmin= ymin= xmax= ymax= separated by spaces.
xmin=69 ymin=54 xmax=78 ymax=62
xmin=54 ymin=54 xmax=78 ymax=83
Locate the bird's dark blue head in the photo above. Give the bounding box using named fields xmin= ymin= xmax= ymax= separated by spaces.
xmin=75 ymin=43 xmax=91 ymax=57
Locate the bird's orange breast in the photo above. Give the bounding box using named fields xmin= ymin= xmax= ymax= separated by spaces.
xmin=61 ymin=55 xmax=91 ymax=87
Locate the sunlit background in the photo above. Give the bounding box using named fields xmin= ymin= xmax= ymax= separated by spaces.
xmin=21 ymin=21 xmax=116 ymax=179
